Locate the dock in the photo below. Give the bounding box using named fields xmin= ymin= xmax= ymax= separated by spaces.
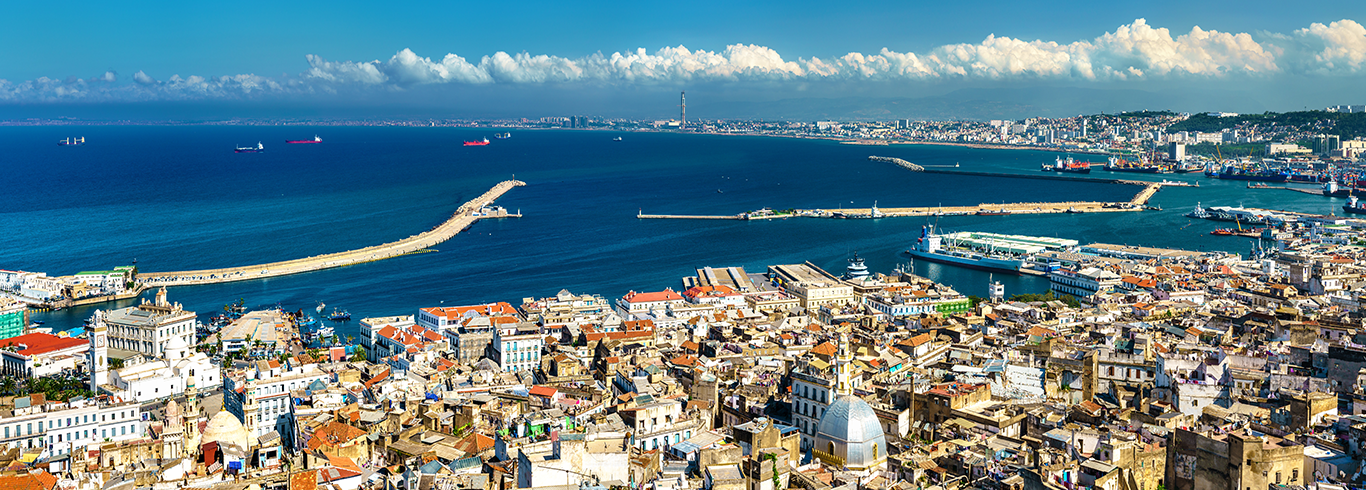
xmin=638 ymin=159 xmax=1168 ymax=221
xmin=139 ymin=180 xmax=526 ymax=287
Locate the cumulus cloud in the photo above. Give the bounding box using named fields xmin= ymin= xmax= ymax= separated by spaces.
xmin=3 ymin=18 xmax=1366 ymax=103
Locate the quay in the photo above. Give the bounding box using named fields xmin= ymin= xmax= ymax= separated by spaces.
xmin=139 ymin=180 xmax=526 ymax=287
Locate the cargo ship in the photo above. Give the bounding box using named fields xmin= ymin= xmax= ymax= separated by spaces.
xmin=1321 ymin=181 xmax=1366 ymax=197
xmin=1205 ymin=164 xmax=1288 ymax=182
xmin=1344 ymin=196 xmax=1366 ymax=214
xmin=464 ymin=138 xmax=490 ymax=146
xmin=286 ymin=136 xmax=322 ymax=144
xmin=235 ymin=142 xmax=264 ymax=153
xmin=1105 ymin=156 xmax=1167 ymax=173
xmin=58 ymin=137 xmax=85 ymax=146
xmin=906 ymin=225 xmax=1079 ymax=274
xmin=1041 ymin=156 xmax=1092 ymax=174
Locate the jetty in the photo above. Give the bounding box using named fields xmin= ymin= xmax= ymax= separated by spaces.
xmin=139 ymin=180 xmax=526 ymax=287
xmin=637 ymin=159 xmax=1169 ymax=222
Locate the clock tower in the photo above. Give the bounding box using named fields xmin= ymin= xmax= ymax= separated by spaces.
xmin=89 ymin=310 xmax=109 ymax=392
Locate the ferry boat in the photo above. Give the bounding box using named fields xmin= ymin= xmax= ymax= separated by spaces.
xmin=1105 ymin=156 xmax=1167 ymax=173
xmin=1344 ymin=196 xmax=1366 ymax=214
xmin=1041 ymin=156 xmax=1092 ymax=174
xmin=463 ymin=138 xmax=490 ymax=146
xmin=286 ymin=136 xmax=322 ymax=144
xmin=58 ymin=137 xmax=85 ymax=146
xmin=907 ymin=226 xmax=1079 ymax=274
xmin=908 ymin=225 xmax=1024 ymax=273
xmin=235 ymin=142 xmax=264 ymax=153
xmin=493 ymin=133 xmax=511 ymax=139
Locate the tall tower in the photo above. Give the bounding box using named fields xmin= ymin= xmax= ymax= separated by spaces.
xmin=988 ymin=274 xmax=1005 ymax=303
xmin=680 ymin=91 xmax=686 ymax=128
xmin=184 ymin=376 xmax=201 ymax=455
xmin=89 ymin=310 xmax=109 ymax=392
xmin=834 ymin=333 xmax=853 ymax=396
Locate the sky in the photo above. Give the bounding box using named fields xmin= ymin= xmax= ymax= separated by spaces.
xmin=3 ymin=0 xmax=1366 ymax=120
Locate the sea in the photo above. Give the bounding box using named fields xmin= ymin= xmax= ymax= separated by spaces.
xmin=0 ymin=126 xmax=1345 ymax=338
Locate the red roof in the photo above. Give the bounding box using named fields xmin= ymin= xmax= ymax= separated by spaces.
xmin=622 ymin=289 xmax=684 ymax=304
xmin=0 ymin=333 xmax=88 ymax=357
xmin=420 ymin=303 xmax=521 ymax=320
xmin=528 ymin=385 xmax=559 ymax=398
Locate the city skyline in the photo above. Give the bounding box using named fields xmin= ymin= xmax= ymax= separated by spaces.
xmin=3 ymin=1 xmax=1366 ymax=119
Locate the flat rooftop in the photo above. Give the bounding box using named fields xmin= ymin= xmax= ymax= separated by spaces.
xmin=768 ymin=263 xmax=841 ymax=287
xmin=221 ymin=310 xmax=286 ymax=344
xmin=1083 ymin=243 xmax=1203 ymax=260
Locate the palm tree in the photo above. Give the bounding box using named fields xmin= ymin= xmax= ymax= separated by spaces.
xmin=346 ymin=335 xmax=355 ymax=346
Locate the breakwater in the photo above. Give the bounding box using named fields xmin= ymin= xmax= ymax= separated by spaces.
xmin=868 ymin=155 xmax=1151 ymax=186
xmin=139 ymin=180 xmax=526 ymax=287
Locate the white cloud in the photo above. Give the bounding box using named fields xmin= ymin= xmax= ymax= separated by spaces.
xmin=2 ymin=18 xmax=1365 ymax=103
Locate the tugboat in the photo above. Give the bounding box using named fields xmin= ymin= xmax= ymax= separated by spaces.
xmin=844 ymin=253 xmax=870 ymax=280
xmin=235 ymin=142 xmax=264 ymax=153
xmin=328 ymin=309 xmax=351 ymax=321
xmin=463 ymin=137 xmax=490 ymax=146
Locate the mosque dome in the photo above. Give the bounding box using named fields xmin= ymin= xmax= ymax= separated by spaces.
xmin=164 ymin=335 xmax=190 ymax=361
xmin=202 ymin=410 xmax=250 ymax=450
xmin=814 ymin=395 xmax=887 ymax=471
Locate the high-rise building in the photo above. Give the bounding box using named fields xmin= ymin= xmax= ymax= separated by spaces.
xmin=680 ymin=91 xmax=686 ymax=128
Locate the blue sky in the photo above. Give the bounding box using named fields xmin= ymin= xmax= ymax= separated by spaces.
xmin=3 ymin=0 xmax=1366 ymax=118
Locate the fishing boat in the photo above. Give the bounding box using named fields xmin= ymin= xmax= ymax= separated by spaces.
xmin=296 ymin=315 xmax=319 ymax=328
xmin=235 ymin=142 xmax=264 ymax=153
xmin=328 ymin=309 xmax=351 ymax=321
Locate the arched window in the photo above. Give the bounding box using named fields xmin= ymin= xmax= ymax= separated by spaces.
xmin=827 ymin=442 xmax=835 ymax=454
xmin=873 ymin=443 xmax=879 ymax=459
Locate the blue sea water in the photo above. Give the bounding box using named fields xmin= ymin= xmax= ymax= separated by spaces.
xmin=0 ymin=126 xmax=1344 ymax=335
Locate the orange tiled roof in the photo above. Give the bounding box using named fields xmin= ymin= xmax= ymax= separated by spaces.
xmin=623 ymin=289 xmax=684 ymax=303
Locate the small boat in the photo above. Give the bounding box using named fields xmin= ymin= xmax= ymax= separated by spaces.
xmin=493 ymin=132 xmax=511 ymax=139
xmin=235 ymin=142 xmax=264 ymax=153
xmin=296 ymin=315 xmax=319 ymax=328
xmin=612 ymin=136 xmax=623 ymax=141
xmin=286 ymin=136 xmax=322 ymax=144
xmin=463 ymin=138 xmax=490 ymax=146
xmin=58 ymin=137 xmax=85 ymax=146
xmin=717 ymin=189 xmax=723 ymax=194
xmin=316 ymin=302 xmax=325 ymax=313
xmin=317 ymin=326 xmax=335 ymax=337
xmin=1066 ymin=207 xmax=1083 ymax=214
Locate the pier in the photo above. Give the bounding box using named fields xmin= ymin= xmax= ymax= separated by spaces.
xmin=139 ymin=180 xmax=526 ymax=287
xmin=868 ymin=156 xmax=1154 ymax=186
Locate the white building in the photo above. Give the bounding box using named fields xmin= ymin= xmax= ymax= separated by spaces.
xmin=0 ymin=396 xmax=143 ymax=457
xmin=223 ymin=360 xmax=330 ymax=443
xmin=0 ymin=332 xmax=89 ymax=379
xmin=101 ymin=288 xmax=196 ymax=358
xmin=107 ymin=335 xmax=221 ymax=402
xmin=1050 ymin=267 xmax=1122 ymax=301
xmin=493 ymin=322 xmax=544 ymax=373
xmin=616 ymin=289 xmax=686 ymax=317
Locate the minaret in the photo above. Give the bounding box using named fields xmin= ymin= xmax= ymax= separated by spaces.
xmin=89 ymin=310 xmax=108 ymax=392
xmin=184 ymin=376 xmax=201 ymax=455
xmin=834 ymin=332 xmax=854 ymax=396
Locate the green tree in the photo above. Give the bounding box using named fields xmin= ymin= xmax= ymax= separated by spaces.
xmin=351 ymin=346 xmax=368 ymax=363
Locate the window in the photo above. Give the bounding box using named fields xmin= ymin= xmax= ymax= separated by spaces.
xmin=1292 ymin=470 xmax=1298 ymax=481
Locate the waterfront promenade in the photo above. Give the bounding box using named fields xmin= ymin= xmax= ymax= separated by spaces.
xmin=139 ymin=180 xmax=526 ymax=287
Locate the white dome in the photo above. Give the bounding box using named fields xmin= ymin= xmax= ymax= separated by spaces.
xmin=164 ymin=335 xmax=190 ymax=360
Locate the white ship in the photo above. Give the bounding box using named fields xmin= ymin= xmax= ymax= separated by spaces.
xmin=907 ymin=225 xmax=1078 ymax=274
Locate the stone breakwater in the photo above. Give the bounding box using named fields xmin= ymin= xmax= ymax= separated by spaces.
xmin=139 ymin=180 xmax=526 ymax=287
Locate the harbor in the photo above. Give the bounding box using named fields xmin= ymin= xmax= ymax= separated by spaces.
xmin=137 ymin=180 xmax=525 ymax=287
